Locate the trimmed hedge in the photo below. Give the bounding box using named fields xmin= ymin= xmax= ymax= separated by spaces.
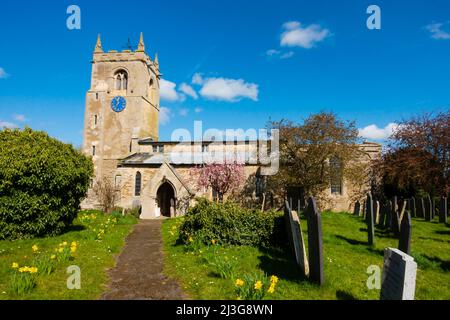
xmin=0 ymin=128 xmax=93 ymax=239
xmin=179 ymin=198 xmax=286 ymax=248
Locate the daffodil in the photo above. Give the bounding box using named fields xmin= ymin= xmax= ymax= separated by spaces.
xmin=11 ymin=262 xmax=19 ymax=269
xmin=70 ymin=246 xmax=77 ymax=253
xmin=267 ymin=285 xmax=275 ymax=294
xmin=29 ymin=267 xmax=38 ymax=274
xmin=235 ymin=279 xmax=244 ymax=286
xmin=254 ymin=281 xmax=263 ymax=290
xmin=270 ymin=275 xmax=279 ymax=284
xmin=58 ymin=248 xmax=64 ymax=253
xmin=32 ymin=245 xmax=39 ymax=252
xmin=211 ymin=239 xmax=217 ymax=245
xmin=50 ymin=255 xmax=56 ymax=260
xmin=71 ymin=241 xmax=77 ymax=247
xmin=188 ymin=236 xmax=193 ymax=243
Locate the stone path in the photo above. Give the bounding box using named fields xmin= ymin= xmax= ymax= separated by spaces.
xmin=101 ymin=219 xmax=186 ymax=300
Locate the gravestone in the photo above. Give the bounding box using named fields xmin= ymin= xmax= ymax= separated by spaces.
xmin=353 ymin=201 xmax=361 ymax=216
xmin=366 ymin=194 xmax=375 ymax=246
xmin=375 ymin=200 xmax=380 ymax=225
xmin=391 ymin=198 xmax=400 ymax=236
xmin=418 ymin=198 xmax=425 ymax=219
xmin=410 ymin=197 xmax=416 ymax=218
xmin=362 ymin=200 xmax=366 ymax=219
xmin=380 ymin=248 xmax=417 ymax=300
xmin=425 ymin=196 xmax=432 ymax=221
xmin=398 ymin=211 xmax=412 ymax=255
xmin=439 ymin=197 xmax=448 ymax=224
xmin=284 ymin=201 xmax=309 ymax=276
xmin=399 ymin=200 xmax=407 ymax=224
xmin=305 ymin=197 xmax=324 ymax=285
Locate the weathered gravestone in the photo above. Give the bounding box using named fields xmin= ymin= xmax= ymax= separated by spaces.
xmin=375 ymin=200 xmax=380 ymax=225
xmin=305 ymin=197 xmax=324 ymax=285
xmin=439 ymin=197 xmax=448 ymax=224
xmin=391 ymin=197 xmax=400 ymax=236
xmin=284 ymin=201 xmax=309 ymax=276
xmin=399 ymin=200 xmax=407 ymax=224
xmin=398 ymin=211 xmax=412 ymax=255
xmin=353 ymin=201 xmax=361 ymax=216
xmin=362 ymin=200 xmax=366 ymax=219
xmin=380 ymin=248 xmax=417 ymax=300
xmin=417 ymin=197 xmax=425 ymax=219
xmin=366 ymin=194 xmax=375 ymax=245
xmin=410 ymin=197 xmax=416 ymax=218
xmin=425 ymin=195 xmax=433 ymax=221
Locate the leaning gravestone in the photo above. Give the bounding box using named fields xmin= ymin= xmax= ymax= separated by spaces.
xmin=366 ymin=194 xmax=375 ymax=245
xmin=284 ymin=201 xmax=309 ymax=277
xmin=375 ymin=200 xmax=380 ymax=225
xmin=380 ymin=248 xmax=417 ymax=300
xmin=305 ymin=197 xmax=324 ymax=285
xmin=425 ymin=196 xmax=433 ymax=221
xmin=410 ymin=197 xmax=416 ymax=218
xmin=398 ymin=211 xmax=412 ymax=255
xmin=439 ymin=197 xmax=448 ymax=224
xmin=353 ymin=201 xmax=361 ymax=216
xmin=391 ymin=198 xmax=400 ymax=237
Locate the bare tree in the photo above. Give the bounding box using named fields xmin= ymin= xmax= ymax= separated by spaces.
xmin=92 ymin=176 xmax=119 ymax=214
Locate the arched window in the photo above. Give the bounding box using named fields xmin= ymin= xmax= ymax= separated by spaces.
xmin=330 ymin=156 xmax=343 ymax=195
xmin=135 ymin=172 xmax=142 ymax=196
xmin=114 ymin=70 xmax=128 ymax=90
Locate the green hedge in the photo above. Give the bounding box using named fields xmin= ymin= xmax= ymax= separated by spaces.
xmin=0 ymin=128 xmax=93 ymax=240
xmin=179 ymin=198 xmax=286 ymax=248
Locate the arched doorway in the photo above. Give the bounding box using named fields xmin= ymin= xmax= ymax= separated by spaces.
xmin=156 ymin=182 xmax=175 ymax=217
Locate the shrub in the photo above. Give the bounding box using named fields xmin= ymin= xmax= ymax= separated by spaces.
xmin=0 ymin=128 xmax=93 ymax=240
xmin=179 ymin=198 xmax=286 ymax=248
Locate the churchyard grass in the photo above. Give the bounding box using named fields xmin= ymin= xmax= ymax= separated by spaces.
xmin=0 ymin=210 xmax=137 ymax=300
xmin=162 ymin=212 xmax=450 ymax=300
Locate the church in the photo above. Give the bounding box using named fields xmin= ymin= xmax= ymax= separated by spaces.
xmin=81 ymin=34 xmax=381 ymax=219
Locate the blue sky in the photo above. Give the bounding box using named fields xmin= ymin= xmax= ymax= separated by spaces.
xmin=0 ymin=0 xmax=449 ymax=146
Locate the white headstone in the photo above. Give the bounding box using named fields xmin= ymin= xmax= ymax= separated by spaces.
xmin=380 ymin=248 xmax=417 ymax=300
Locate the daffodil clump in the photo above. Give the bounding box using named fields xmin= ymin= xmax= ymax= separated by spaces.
xmin=54 ymin=241 xmax=77 ymax=261
xmin=9 ymin=259 xmax=39 ymax=295
xmin=234 ymin=274 xmax=279 ymax=300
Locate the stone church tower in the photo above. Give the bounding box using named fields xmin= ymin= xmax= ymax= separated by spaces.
xmin=82 ymin=33 xmax=160 ymax=206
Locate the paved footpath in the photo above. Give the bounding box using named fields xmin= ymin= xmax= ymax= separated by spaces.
xmin=101 ymin=219 xmax=186 ymax=300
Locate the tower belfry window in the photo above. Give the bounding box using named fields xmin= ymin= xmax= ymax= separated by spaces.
xmin=114 ymin=70 xmax=128 ymax=90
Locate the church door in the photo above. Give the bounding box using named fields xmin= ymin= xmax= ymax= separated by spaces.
xmin=156 ymin=182 xmax=175 ymax=217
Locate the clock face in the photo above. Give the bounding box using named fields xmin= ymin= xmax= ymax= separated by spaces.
xmin=111 ymin=96 xmax=126 ymax=113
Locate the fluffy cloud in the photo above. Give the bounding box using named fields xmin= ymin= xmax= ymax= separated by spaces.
xmin=359 ymin=123 xmax=399 ymax=140
xmin=179 ymin=83 xmax=198 ymax=100
xmin=0 ymin=68 xmax=9 ymax=79
xmin=159 ymin=107 xmax=171 ymax=125
xmin=280 ymin=21 xmax=331 ymax=48
xmin=194 ymin=107 xmax=203 ymax=113
xmin=160 ymin=79 xmax=184 ymax=102
xmin=193 ymin=73 xmax=258 ymax=102
xmin=0 ymin=121 xmax=18 ymax=129
xmin=425 ymin=22 xmax=450 ymax=40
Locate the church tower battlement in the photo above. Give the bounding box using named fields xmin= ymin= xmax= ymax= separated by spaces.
xmin=82 ymin=33 xmax=160 ymax=185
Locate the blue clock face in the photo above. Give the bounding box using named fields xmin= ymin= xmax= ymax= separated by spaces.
xmin=111 ymin=96 xmax=126 ymax=113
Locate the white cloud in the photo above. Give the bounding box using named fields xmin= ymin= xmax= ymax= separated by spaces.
xmin=265 ymin=49 xmax=294 ymax=59
xmin=179 ymin=83 xmax=198 ymax=100
xmin=425 ymin=22 xmax=450 ymax=40
xmin=159 ymin=107 xmax=171 ymax=125
xmin=197 ymin=76 xmax=259 ymax=102
xmin=13 ymin=114 xmax=28 ymax=122
xmin=359 ymin=123 xmax=399 ymax=140
xmin=178 ymin=108 xmax=189 ymax=116
xmin=266 ymin=49 xmax=281 ymax=56
xmin=192 ymin=73 xmax=204 ymax=85
xmin=0 ymin=121 xmax=18 ymax=129
xmin=194 ymin=107 xmax=203 ymax=113
xmin=280 ymin=21 xmax=331 ymax=48
xmin=0 ymin=68 xmax=9 ymax=79
xmin=160 ymin=79 xmax=184 ymax=102
xmin=280 ymin=51 xmax=295 ymax=59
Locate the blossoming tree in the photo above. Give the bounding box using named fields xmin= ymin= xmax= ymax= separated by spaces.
xmin=191 ymin=161 xmax=245 ymax=202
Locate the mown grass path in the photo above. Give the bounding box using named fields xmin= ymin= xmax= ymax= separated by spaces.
xmin=101 ymin=220 xmax=186 ymax=300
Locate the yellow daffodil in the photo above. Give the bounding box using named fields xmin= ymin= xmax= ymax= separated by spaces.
xmin=71 ymin=241 xmax=77 ymax=247
xmin=58 ymin=248 xmax=64 ymax=253
xmin=50 ymin=255 xmax=56 ymax=260
xmin=270 ymin=275 xmax=279 ymax=284
xmin=32 ymin=245 xmax=39 ymax=252
xmin=254 ymin=281 xmax=263 ymax=290
xmin=267 ymin=285 xmax=275 ymax=294
xmin=235 ymin=279 xmax=244 ymax=286
xmin=211 ymin=239 xmax=217 ymax=245
xmin=188 ymin=236 xmax=193 ymax=243
xmin=62 ymin=241 xmax=68 ymax=246
xmin=70 ymin=246 xmax=77 ymax=253
xmin=11 ymin=262 xmax=19 ymax=269
xmin=19 ymin=266 xmax=29 ymax=273
xmin=29 ymin=267 xmax=38 ymax=274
